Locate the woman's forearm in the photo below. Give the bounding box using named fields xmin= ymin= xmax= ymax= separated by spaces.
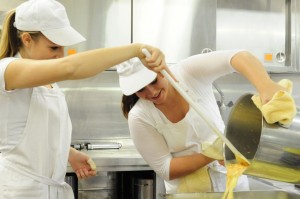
xmin=169 ymin=153 xmax=214 ymax=180
xmin=5 ymin=43 xmax=165 ymax=90
xmin=62 ymin=43 xmax=142 ymax=80
xmin=230 ymin=51 xmax=273 ymax=93
xmin=68 ymin=147 xmax=77 ymax=162
xmin=230 ymin=51 xmax=285 ymax=104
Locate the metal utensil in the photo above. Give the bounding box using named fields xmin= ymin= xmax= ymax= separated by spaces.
xmin=142 ymin=48 xmax=249 ymax=165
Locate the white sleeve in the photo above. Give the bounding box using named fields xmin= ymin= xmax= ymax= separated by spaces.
xmin=128 ymin=112 xmax=173 ymax=180
xmin=177 ymin=50 xmax=243 ymax=83
xmin=0 ymin=58 xmax=18 ymax=92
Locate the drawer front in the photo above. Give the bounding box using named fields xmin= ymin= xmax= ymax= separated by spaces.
xmin=79 ymin=189 xmax=115 ymax=199
xmin=78 ymin=172 xmax=116 ymax=189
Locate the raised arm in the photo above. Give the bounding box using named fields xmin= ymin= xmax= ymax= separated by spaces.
xmin=4 ymin=43 xmax=165 ymax=90
xmin=230 ymin=51 xmax=286 ymax=104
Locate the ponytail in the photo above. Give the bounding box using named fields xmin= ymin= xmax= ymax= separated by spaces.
xmin=0 ymin=9 xmax=21 ymax=59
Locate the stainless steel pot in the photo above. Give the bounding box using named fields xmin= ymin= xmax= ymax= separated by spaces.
xmin=224 ymin=93 xmax=300 ymax=183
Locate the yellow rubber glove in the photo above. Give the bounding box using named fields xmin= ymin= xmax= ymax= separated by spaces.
xmin=202 ymin=138 xmax=224 ymax=160
xmin=178 ymin=166 xmax=212 ymax=193
xmin=177 ymin=139 xmax=223 ymax=193
xmin=251 ymin=79 xmax=297 ymax=126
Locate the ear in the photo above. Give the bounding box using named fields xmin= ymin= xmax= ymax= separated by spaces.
xmin=20 ymin=33 xmax=33 ymax=48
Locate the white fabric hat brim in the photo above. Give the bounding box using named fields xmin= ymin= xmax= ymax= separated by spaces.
xmin=42 ymin=26 xmax=86 ymax=46
xmin=119 ymin=67 xmax=157 ymax=96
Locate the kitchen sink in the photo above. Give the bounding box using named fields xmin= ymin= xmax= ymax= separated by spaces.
xmin=161 ymin=190 xmax=300 ymax=199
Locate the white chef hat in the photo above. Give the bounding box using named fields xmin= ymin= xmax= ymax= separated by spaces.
xmin=15 ymin=0 xmax=85 ymax=46
xmin=117 ymin=58 xmax=157 ymax=96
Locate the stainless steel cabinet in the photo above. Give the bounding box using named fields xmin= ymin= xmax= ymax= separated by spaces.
xmin=78 ymin=172 xmax=116 ymax=199
xmin=58 ymin=0 xmax=132 ymax=52
xmin=132 ymin=0 xmax=217 ymax=64
xmin=217 ymin=0 xmax=287 ymax=68
xmin=132 ymin=0 xmax=292 ymax=68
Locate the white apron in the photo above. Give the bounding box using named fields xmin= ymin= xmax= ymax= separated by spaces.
xmin=149 ymin=105 xmax=214 ymax=193
xmin=147 ymin=92 xmax=249 ymax=193
xmin=0 ymin=85 xmax=74 ymax=199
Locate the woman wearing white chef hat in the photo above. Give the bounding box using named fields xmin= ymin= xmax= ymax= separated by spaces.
xmin=117 ymin=51 xmax=296 ymax=194
xmin=0 ymin=0 xmax=165 ymax=198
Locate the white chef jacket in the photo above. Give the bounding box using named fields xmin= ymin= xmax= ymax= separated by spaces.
xmin=0 ymin=56 xmax=74 ymax=199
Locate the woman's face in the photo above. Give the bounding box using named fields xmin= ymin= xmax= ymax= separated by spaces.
xmin=135 ymin=74 xmax=169 ymax=105
xmin=21 ymin=33 xmax=64 ymax=60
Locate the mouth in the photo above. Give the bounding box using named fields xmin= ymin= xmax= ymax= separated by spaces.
xmin=151 ymin=90 xmax=162 ymax=100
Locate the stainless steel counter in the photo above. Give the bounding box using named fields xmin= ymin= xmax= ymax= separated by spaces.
xmin=66 ymin=139 xmax=300 ymax=198
xmin=67 ymin=138 xmax=151 ymax=172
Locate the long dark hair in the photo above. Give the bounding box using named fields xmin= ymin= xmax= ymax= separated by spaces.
xmin=121 ymin=94 xmax=139 ymax=119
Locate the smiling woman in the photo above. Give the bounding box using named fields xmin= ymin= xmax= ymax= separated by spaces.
xmin=117 ymin=48 xmax=297 ymax=195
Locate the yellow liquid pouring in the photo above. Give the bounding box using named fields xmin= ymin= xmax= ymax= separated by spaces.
xmin=222 ymin=154 xmax=250 ymax=199
xmin=222 ymin=163 xmax=248 ymax=199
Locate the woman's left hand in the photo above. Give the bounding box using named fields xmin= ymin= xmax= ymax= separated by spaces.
xmin=68 ymin=147 xmax=97 ymax=179
xmin=258 ymin=81 xmax=288 ymax=105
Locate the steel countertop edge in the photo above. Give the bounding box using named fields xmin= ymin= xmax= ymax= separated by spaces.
xmin=67 ymin=138 xmax=151 ymax=172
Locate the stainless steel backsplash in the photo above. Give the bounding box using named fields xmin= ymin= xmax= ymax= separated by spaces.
xmin=51 ymin=0 xmax=300 ymax=140
xmin=58 ymin=71 xmax=300 ymax=140
xmin=58 ymin=71 xmax=129 ymax=140
xmin=53 ymin=0 xmax=300 ymax=70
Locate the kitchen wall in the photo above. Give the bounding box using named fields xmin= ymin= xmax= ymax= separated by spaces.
xmin=57 ymin=0 xmax=300 ymax=140
xmin=1 ymin=0 xmax=300 ymax=68
xmin=58 ymin=0 xmax=131 ymax=52
xmin=58 ymin=71 xmax=128 ymax=140
xmin=132 ymin=0 xmax=216 ymax=63
xmin=57 ymin=0 xmax=300 ymax=70
xmin=58 ymin=70 xmax=300 ymax=141
xmin=0 ymin=0 xmax=299 ymax=140
xmin=216 ymin=0 xmax=287 ymax=68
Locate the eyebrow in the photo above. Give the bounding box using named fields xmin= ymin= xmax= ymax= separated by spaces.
xmin=137 ymin=77 xmax=158 ymax=93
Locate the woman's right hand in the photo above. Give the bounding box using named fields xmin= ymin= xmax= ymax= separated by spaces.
xmin=138 ymin=44 xmax=178 ymax=81
xmin=138 ymin=44 xmax=167 ymax=73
